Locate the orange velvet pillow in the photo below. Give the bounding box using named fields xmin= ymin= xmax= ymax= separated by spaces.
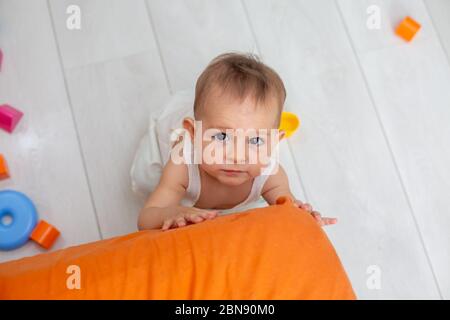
xmin=0 ymin=196 xmax=355 ymax=299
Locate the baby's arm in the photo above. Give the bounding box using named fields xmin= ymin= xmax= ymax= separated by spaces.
xmin=261 ymin=164 xmax=293 ymax=205
xmin=137 ymin=158 xmax=218 ymax=231
xmin=261 ymin=165 xmax=337 ymax=226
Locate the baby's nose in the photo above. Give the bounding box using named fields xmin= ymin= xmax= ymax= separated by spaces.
xmin=234 ymin=152 xmax=247 ymax=164
xmin=225 ymin=139 xmax=247 ymax=164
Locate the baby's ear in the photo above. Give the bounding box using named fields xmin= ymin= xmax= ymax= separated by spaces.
xmin=182 ymin=117 xmax=195 ymax=140
xmin=278 ymin=129 xmax=286 ymax=141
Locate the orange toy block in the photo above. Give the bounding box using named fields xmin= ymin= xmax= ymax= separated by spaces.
xmin=0 ymin=154 xmax=9 ymax=180
xmin=30 ymin=220 xmax=60 ymax=249
xmin=395 ymin=16 xmax=421 ymax=42
xmin=0 ymin=48 xmax=3 ymax=72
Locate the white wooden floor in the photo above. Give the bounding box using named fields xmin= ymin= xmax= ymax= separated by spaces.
xmin=0 ymin=0 xmax=449 ymax=299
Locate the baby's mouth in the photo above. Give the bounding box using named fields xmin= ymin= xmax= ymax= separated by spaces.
xmin=221 ymin=169 xmax=245 ymax=175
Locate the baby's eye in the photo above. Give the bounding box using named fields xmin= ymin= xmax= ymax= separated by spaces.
xmin=249 ymin=137 xmax=264 ymax=146
xmin=212 ymin=132 xmax=230 ymax=142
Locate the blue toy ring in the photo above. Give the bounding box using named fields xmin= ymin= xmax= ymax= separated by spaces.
xmin=0 ymin=190 xmax=38 ymax=250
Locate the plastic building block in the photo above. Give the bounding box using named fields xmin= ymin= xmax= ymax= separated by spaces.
xmin=30 ymin=220 xmax=60 ymax=249
xmin=0 ymin=104 xmax=24 ymax=133
xmin=395 ymin=16 xmax=421 ymax=42
xmin=0 ymin=48 xmax=3 ymax=72
xmin=279 ymin=111 xmax=300 ymax=138
xmin=0 ymin=154 xmax=9 ymax=180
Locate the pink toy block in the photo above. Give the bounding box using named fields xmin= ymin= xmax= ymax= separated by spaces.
xmin=0 ymin=49 xmax=3 ymax=72
xmin=0 ymin=104 xmax=24 ymax=133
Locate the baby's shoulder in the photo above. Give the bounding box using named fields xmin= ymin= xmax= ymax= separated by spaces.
xmin=161 ymin=146 xmax=190 ymax=190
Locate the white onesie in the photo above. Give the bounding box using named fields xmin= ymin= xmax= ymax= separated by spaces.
xmin=130 ymin=90 xmax=277 ymax=215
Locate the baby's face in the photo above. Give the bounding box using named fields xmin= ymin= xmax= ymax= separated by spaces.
xmin=189 ymin=93 xmax=283 ymax=187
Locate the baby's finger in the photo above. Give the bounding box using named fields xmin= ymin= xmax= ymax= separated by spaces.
xmin=175 ymin=217 xmax=187 ymax=227
xmin=311 ymin=212 xmax=324 ymax=225
xmin=311 ymin=211 xmax=321 ymax=220
xmin=162 ymin=219 xmax=174 ymax=231
xmin=323 ymin=217 xmax=338 ymax=225
xmin=199 ymin=210 xmax=219 ymax=219
xmin=303 ymin=203 xmax=313 ymax=212
xmin=186 ymin=213 xmax=204 ymax=223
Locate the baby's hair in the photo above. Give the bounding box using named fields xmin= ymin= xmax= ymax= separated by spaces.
xmin=193 ymin=52 xmax=286 ymax=125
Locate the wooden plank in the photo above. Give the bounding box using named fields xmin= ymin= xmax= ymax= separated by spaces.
xmin=63 ymin=54 xmax=170 ymax=237
xmin=0 ymin=0 xmax=100 ymax=263
xmin=48 ymin=0 xmax=156 ymax=69
xmin=337 ymin=0 xmax=450 ymax=298
xmin=146 ymin=0 xmax=306 ymax=201
xmin=245 ymin=0 xmax=441 ymax=298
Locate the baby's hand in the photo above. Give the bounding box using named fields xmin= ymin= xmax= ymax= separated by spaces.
xmin=294 ymin=199 xmax=337 ymax=227
xmin=161 ymin=206 xmax=219 ymax=231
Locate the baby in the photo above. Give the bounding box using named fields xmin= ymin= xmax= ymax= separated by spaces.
xmin=137 ymin=52 xmax=336 ymax=231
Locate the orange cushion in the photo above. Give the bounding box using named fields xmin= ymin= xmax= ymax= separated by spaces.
xmin=0 ymin=196 xmax=355 ymax=299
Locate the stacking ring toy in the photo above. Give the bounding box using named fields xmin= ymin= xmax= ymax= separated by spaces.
xmin=0 ymin=190 xmax=38 ymax=250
